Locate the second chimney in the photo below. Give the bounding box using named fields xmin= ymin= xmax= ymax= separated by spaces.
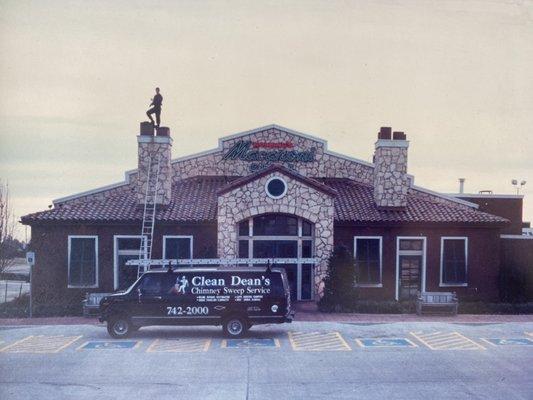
xmin=373 ymin=127 xmax=409 ymax=209
xmin=136 ymin=122 xmax=172 ymax=205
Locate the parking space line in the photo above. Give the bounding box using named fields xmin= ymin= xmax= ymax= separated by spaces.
xmin=526 ymin=332 xmax=533 ymax=337
xmin=410 ymin=331 xmax=485 ymax=350
xmin=288 ymin=331 xmax=351 ymax=351
xmin=0 ymin=335 xmax=82 ymax=353
xmin=146 ymin=338 xmax=211 ymax=353
xmin=0 ymin=335 xmax=34 ymax=352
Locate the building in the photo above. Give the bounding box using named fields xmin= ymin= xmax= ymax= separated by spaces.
xmin=22 ymin=123 xmax=527 ymax=306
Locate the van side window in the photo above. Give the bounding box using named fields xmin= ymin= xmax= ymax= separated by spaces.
xmin=140 ymin=274 xmax=176 ymax=296
xmin=140 ymin=275 xmax=162 ymax=295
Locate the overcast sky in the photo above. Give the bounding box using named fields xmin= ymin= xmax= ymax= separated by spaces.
xmin=1 ymin=0 xmax=532 ymax=239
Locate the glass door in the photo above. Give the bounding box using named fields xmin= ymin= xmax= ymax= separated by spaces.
xmin=253 ymin=240 xmax=298 ymax=301
xmin=399 ymin=255 xmax=421 ymax=300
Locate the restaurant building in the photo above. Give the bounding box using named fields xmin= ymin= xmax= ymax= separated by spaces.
xmin=22 ymin=124 xmax=524 ymax=305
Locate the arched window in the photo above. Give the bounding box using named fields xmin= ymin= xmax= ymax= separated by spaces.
xmin=237 ymin=214 xmax=314 ymax=301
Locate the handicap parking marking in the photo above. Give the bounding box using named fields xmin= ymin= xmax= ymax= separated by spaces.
xmin=222 ymin=338 xmax=280 ymax=349
xmin=481 ymin=338 xmax=533 ymax=347
xmin=410 ymin=331 xmax=485 ymax=351
xmin=288 ymin=331 xmax=351 ymax=351
xmin=146 ymin=338 xmax=211 ymax=353
xmin=355 ymin=338 xmax=418 ymax=348
xmin=77 ymin=340 xmax=141 ymax=350
xmin=0 ymin=335 xmax=83 ymax=354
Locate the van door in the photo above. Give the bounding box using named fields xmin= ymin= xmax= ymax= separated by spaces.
xmin=135 ymin=273 xmax=176 ymax=325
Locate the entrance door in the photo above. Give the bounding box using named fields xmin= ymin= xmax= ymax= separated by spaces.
xmin=238 ymin=214 xmax=315 ymax=301
xmin=399 ymin=255 xmax=422 ymax=300
xmin=253 ymin=240 xmax=298 ymax=301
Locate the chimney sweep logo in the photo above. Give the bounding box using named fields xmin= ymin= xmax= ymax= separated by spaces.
xmin=172 ymin=275 xmax=189 ymax=295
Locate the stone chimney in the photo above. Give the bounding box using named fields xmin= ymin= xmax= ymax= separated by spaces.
xmin=373 ymin=127 xmax=409 ymax=209
xmin=136 ymin=122 xmax=172 ymax=205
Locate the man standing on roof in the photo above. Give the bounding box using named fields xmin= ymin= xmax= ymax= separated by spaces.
xmin=146 ymin=87 xmax=163 ymax=127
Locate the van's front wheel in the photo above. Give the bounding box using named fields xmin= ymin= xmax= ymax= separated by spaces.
xmin=223 ymin=316 xmax=248 ymax=338
xmin=107 ymin=316 xmax=132 ymax=338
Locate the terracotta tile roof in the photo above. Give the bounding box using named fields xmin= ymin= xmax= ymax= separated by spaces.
xmin=21 ymin=176 xmax=508 ymax=225
xmin=324 ymin=179 xmax=508 ymax=224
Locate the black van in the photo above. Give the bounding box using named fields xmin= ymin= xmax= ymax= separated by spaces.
xmin=99 ymin=267 xmax=293 ymax=338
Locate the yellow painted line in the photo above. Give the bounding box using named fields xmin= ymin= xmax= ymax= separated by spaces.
xmin=449 ymin=332 xmax=485 ymax=350
xmin=1 ymin=335 xmax=82 ymax=354
xmin=410 ymin=332 xmax=485 ymax=350
xmin=146 ymin=338 xmax=210 ymax=353
xmin=53 ymin=336 xmax=83 ymax=353
xmin=288 ymin=331 xmax=351 ymax=351
xmin=525 ymin=332 xmax=533 ymax=337
xmin=0 ymin=336 xmax=34 ymax=352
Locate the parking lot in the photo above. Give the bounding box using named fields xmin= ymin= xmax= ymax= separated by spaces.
xmin=1 ymin=321 xmax=532 ymax=400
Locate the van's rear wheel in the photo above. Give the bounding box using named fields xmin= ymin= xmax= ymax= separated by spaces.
xmin=223 ymin=316 xmax=248 ymax=338
xmin=107 ymin=316 xmax=132 ymax=338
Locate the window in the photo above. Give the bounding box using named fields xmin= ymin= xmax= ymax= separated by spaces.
xmin=265 ymin=177 xmax=287 ymax=199
xmin=163 ymin=236 xmax=193 ymax=260
xmin=114 ymin=235 xmax=145 ymax=290
xmin=441 ymin=237 xmax=467 ymax=286
xmin=354 ymin=237 xmax=382 ymax=286
xmin=253 ymin=214 xmax=298 ymax=236
xmin=238 ymin=214 xmax=315 ymax=301
xmin=139 ymin=273 xmax=176 ymax=296
xmin=68 ymin=236 xmax=98 ymax=288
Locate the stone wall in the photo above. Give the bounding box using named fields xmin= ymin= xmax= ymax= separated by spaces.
xmin=217 ymin=170 xmax=335 ymax=299
xmin=173 ymin=127 xmax=375 ymax=184
xmin=137 ymin=135 xmax=172 ymax=205
xmin=373 ymin=140 xmax=409 ymax=208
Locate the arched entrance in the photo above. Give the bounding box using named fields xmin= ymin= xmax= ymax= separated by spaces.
xmin=236 ymin=214 xmax=315 ymax=301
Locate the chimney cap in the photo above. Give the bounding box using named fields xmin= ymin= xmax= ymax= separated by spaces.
xmin=393 ymin=131 xmax=406 ymax=140
xmin=378 ymin=127 xmax=392 ymax=140
xmin=140 ymin=121 xmax=154 ymax=136
xmin=156 ymin=126 xmax=170 ymax=137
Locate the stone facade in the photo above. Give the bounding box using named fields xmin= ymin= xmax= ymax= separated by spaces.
xmin=136 ymin=135 xmax=172 ymax=205
xmin=217 ymin=170 xmax=335 ymax=300
xmin=172 ymin=126 xmax=375 ymax=184
xmin=373 ymin=139 xmax=409 ymax=208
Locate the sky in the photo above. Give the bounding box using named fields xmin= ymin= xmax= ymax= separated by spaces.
xmin=0 ymin=0 xmax=532 ymax=240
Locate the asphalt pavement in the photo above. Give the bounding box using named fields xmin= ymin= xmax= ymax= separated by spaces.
xmin=1 ymin=320 xmax=532 ymax=400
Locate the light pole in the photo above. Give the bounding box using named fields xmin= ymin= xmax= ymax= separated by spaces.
xmin=511 ymin=179 xmax=527 ymax=195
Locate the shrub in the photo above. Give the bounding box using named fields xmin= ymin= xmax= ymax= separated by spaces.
xmin=498 ymin=264 xmax=529 ymax=303
xmin=319 ymin=245 xmax=357 ymax=310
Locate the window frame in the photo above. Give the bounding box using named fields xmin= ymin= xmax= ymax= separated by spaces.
xmin=113 ymin=235 xmax=145 ymax=290
xmin=395 ymin=236 xmax=427 ymax=301
xmin=265 ymin=176 xmax=288 ymax=199
xmin=162 ymin=235 xmax=194 ymax=261
xmin=68 ymin=235 xmax=98 ymax=289
xmin=353 ymin=236 xmax=383 ymax=288
xmin=238 ymin=215 xmax=315 ymax=301
xmin=439 ymin=236 xmax=468 ymax=287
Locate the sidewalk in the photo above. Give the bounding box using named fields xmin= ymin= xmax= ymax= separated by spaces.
xmin=1 ymin=305 xmax=532 ymax=326
xmin=293 ymin=302 xmax=533 ymax=323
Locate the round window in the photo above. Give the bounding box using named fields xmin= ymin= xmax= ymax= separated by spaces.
xmin=265 ymin=177 xmax=287 ymax=199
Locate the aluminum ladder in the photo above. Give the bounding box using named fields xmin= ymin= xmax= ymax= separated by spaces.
xmin=137 ymin=157 xmax=161 ymax=279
